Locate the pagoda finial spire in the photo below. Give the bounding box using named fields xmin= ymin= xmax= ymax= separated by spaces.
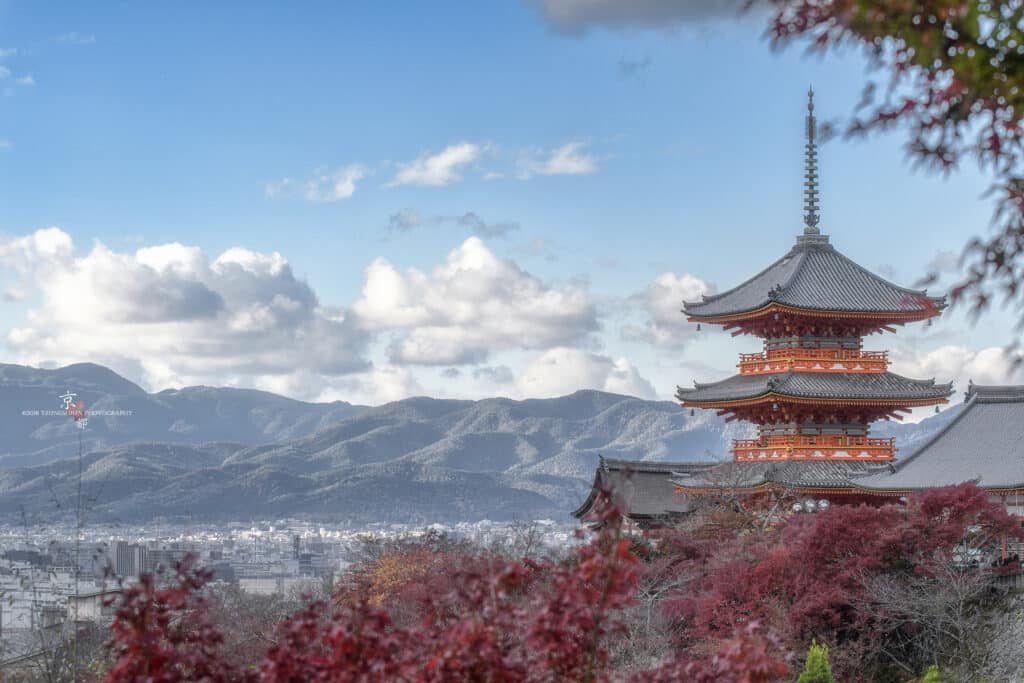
xmin=803 ymin=86 xmax=821 ymax=235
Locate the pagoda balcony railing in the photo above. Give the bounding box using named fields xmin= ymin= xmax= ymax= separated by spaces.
xmin=738 ymin=348 xmax=889 ymax=375
xmin=732 ymin=434 xmax=896 ymax=461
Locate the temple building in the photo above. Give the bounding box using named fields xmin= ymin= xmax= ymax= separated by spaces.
xmin=572 ymin=459 xmax=713 ymax=527
xmin=674 ymin=87 xmax=952 ymax=496
xmin=574 ymin=91 xmax=1023 ymax=526
xmin=854 ymin=383 xmax=1024 ymax=515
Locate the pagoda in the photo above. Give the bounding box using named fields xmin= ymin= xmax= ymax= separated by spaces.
xmin=677 ymin=89 xmax=952 ymax=463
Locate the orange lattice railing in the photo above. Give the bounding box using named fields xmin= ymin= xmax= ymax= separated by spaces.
xmin=732 ymin=434 xmax=895 ymax=461
xmin=738 ymin=348 xmax=889 ymax=375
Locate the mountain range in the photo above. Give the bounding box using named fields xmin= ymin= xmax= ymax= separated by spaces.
xmin=0 ymin=363 xmax=959 ymax=524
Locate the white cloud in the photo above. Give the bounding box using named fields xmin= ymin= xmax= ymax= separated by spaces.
xmin=889 ymin=344 xmax=1023 ymax=395
xmin=621 ymin=271 xmax=711 ymax=348
xmin=0 ymin=66 xmax=10 ymax=80
xmin=387 ymin=143 xmax=480 ymax=187
xmin=0 ymin=226 xmax=74 ymax=273
xmin=351 ymin=236 xmax=598 ymax=365
xmin=316 ymin=366 xmax=425 ymax=405
xmin=0 ymin=228 xmax=369 ymax=391
xmin=0 ymin=48 xmax=16 ymax=58
xmin=266 ymin=164 xmax=366 ymax=202
xmin=15 ymin=75 xmax=34 ymax=86
xmin=531 ymin=0 xmax=748 ymax=34
xmin=516 ymin=347 xmax=657 ymax=399
xmin=305 ymin=165 xmax=365 ymax=201
xmin=519 ymin=142 xmax=598 ymax=178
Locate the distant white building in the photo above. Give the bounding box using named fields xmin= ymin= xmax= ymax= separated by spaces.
xmin=66 ymin=589 xmax=121 ymax=624
xmin=238 ymin=576 xmax=321 ymax=597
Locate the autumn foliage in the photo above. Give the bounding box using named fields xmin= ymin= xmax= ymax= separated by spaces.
xmin=100 ymin=483 xmax=1017 ymax=681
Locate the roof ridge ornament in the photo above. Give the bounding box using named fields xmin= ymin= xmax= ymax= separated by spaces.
xmin=797 ymin=87 xmax=829 ymax=246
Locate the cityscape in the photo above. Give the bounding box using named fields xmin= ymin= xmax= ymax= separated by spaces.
xmin=0 ymin=518 xmax=574 ymax=631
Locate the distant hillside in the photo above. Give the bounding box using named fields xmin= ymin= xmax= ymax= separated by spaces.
xmin=0 ymin=363 xmax=366 ymax=467
xmin=0 ymin=363 xmax=957 ymax=523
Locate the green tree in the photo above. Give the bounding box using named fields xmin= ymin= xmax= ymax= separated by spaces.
xmin=797 ymin=639 xmax=834 ymax=683
xmin=921 ymin=665 xmax=942 ymax=682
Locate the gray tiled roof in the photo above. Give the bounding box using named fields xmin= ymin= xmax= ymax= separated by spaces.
xmin=855 ymin=385 xmax=1024 ymax=491
xmin=572 ymin=458 xmax=713 ymax=519
xmin=672 ymin=460 xmax=888 ymax=491
xmin=685 ymin=237 xmax=945 ymax=318
xmin=677 ymin=371 xmax=953 ymax=404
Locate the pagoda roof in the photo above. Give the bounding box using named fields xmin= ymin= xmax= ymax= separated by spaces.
xmin=571 ymin=458 xmax=714 ymax=522
xmin=684 ymin=235 xmax=946 ymax=320
xmin=672 ymin=460 xmax=887 ymax=492
xmin=854 ymin=384 xmax=1024 ymax=492
xmin=677 ymin=371 xmax=953 ymax=405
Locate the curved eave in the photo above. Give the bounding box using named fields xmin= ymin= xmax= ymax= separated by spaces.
xmin=677 ymin=391 xmax=950 ymax=410
xmin=683 ymin=300 xmax=945 ymax=326
xmin=674 ymin=482 xmax=864 ymax=496
xmin=570 ymin=488 xmax=600 ymax=520
xmin=571 ymin=470 xmax=604 ymax=519
xmin=851 ymin=482 xmax=1024 ymax=496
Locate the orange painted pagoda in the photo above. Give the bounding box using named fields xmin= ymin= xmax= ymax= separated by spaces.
xmin=676 ymin=89 xmax=952 ymax=464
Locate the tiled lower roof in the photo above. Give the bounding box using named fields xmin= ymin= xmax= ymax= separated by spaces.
xmin=572 ymin=458 xmax=714 ymax=519
xmin=854 ymin=385 xmax=1024 ymax=491
xmin=672 ymin=460 xmax=888 ymax=491
xmin=677 ymin=371 xmax=952 ymax=404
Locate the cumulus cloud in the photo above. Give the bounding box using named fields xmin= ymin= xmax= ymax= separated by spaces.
xmin=516 ymin=347 xmax=657 ymax=399
xmin=350 ymin=236 xmax=598 ymax=365
xmin=0 ymin=226 xmax=74 ymax=272
xmin=266 ymin=164 xmax=366 ymax=202
xmin=531 ymin=0 xmax=749 ymax=34
xmin=0 ymin=228 xmax=369 ymax=391
xmin=621 ymin=272 xmax=711 ymax=348
xmin=0 ymin=65 xmax=9 ymax=80
xmin=318 ymin=366 xmax=426 ymax=405
xmin=519 ymin=142 xmax=598 ymax=178
xmin=889 ymin=344 xmax=1023 ymax=395
xmin=15 ymin=75 xmax=33 ymax=86
xmin=387 ymin=143 xmax=481 ymax=187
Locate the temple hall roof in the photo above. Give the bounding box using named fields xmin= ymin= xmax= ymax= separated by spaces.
xmin=684 ymin=237 xmax=946 ymax=319
xmin=672 ymin=460 xmax=888 ymax=492
xmin=677 ymin=371 xmax=953 ymax=404
xmin=571 ymin=458 xmax=714 ymax=522
xmin=854 ymin=384 xmax=1024 ymax=492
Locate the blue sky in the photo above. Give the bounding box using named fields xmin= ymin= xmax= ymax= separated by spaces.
xmin=0 ymin=1 xmax=1015 ymax=407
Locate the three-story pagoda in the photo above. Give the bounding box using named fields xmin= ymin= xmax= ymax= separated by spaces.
xmin=677 ymin=89 xmax=952 ymax=463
